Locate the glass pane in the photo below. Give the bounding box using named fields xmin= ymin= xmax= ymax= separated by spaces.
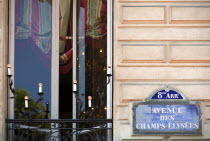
xmin=59 ymin=0 xmax=73 ymax=119
xmin=77 ymin=0 xmax=107 ymax=119
xmin=14 ymin=0 xmax=52 ymax=119
xmin=59 ymin=0 xmax=108 ymax=120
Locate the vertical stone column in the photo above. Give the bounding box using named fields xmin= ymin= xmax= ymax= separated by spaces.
xmin=0 ymin=0 xmax=8 ymax=140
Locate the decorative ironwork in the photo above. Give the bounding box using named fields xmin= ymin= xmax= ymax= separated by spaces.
xmin=36 ymin=92 xmax=44 ymax=104
xmin=6 ymin=119 xmax=112 ymax=141
xmin=7 ymin=74 xmax=15 ymax=98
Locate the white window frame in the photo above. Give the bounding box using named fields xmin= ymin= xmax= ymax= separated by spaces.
xmin=8 ymin=0 xmax=60 ymax=120
xmin=8 ymin=0 xmax=15 ymax=120
xmin=8 ymin=0 xmax=112 ymax=124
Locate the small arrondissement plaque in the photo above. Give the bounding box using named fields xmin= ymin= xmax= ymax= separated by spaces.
xmin=133 ymin=87 xmax=202 ymax=135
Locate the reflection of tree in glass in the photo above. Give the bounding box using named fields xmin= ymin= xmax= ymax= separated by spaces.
xmin=77 ymin=46 xmax=107 ymax=120
xmin=15 ymin=89 xmax=46 ymax=120
xmin=14 ymin=89 xmax=51 ymax=140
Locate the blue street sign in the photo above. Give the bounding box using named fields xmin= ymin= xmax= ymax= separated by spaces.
xmin=151 ymin=89 xmax=183 ymax=99
xmin=133 ymin=104 xmax=201 ymax=135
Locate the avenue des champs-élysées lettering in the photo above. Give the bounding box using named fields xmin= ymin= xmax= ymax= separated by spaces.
xmin=132 ymin=86 xmax=201 ymax=135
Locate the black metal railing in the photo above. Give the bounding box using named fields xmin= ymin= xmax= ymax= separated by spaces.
xmin=6 ymin=119 xmax=113 ymax=141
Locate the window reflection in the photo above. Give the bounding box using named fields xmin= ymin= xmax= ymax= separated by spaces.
xmin=14 ymin=0 xmax=52 ymax=119
xmin=77 ymin=0 xmax=107 ymax=119
xmin=59 ymin=0 xmax=107 ymax=119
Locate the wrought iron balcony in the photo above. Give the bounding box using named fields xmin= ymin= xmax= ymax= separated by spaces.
xmin=6 ymin=119 xmax=113 ymax=141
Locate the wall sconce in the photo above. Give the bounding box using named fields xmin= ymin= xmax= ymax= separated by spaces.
xmin=7 ymin=64 xmax=15 ymax=97
xmin=36 ymin=83 xmax=44 ymax=104
xmin=107 ymin=65 xmax=112 ymax=84
xmin=73 ymin=80 xmax=77 ymax=93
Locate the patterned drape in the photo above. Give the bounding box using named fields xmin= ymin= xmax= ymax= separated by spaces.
xmin=59 ymin=0 xmax=73 ymax=74
xmin=15 ymin=0 xmax=52 ymax=57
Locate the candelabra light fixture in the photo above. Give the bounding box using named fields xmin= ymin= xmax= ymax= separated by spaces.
xmin=7 ymin=64 xmax=15 ymax=98
xmin=7 ymin=64 xmax=50 ymax=120
xmin=7 ymin=63 xmax=112 ymax=120
xmin=72 ymin=64 xmax=113 ymax=118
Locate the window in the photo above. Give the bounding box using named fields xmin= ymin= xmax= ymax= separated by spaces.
xmin=9 ymin=0 xmax=112 ymax=122
xmin=60 ymin=0 xmax=109 ymax=120
xmin=13 ymin=0 xmax=52 ymax=119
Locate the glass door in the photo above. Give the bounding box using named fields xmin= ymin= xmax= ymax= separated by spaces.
xmin=59 ymin=0 xmax=111 ymax=120
xmin=76 ymin=0 xmax=108 ymax=119
xmin=10 ymin=0 xmax=111 ymax=121
xmin=59 ymin=0 xmax=74 ymax=119
xmin=12 ymin=0 xmax=53 ymax=120
xmin=8 ymin=0 xmax=112 ymax=140
xmin=58 ymin=1 xmax=112 ymax=139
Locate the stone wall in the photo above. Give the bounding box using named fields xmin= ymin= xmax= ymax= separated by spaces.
xmin=0 ymin=0 xmax=8 ymax=140
xmin=114 ymin=0 xmax=210 ymax=140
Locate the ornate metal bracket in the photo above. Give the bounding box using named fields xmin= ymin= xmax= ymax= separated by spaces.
xmin=7 ymin=75 xmax=15 ymax=98
xmin=107 ymin=73 xmax=112 ymax=85
xmin=36 ymin=92 xmax=44 ymax=104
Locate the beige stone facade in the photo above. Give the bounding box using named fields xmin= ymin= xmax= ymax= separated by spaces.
xmin=113 ymin=0 xmax=210 ymax=140
xmin=0 ymin=0 xmax=8 ymax=140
